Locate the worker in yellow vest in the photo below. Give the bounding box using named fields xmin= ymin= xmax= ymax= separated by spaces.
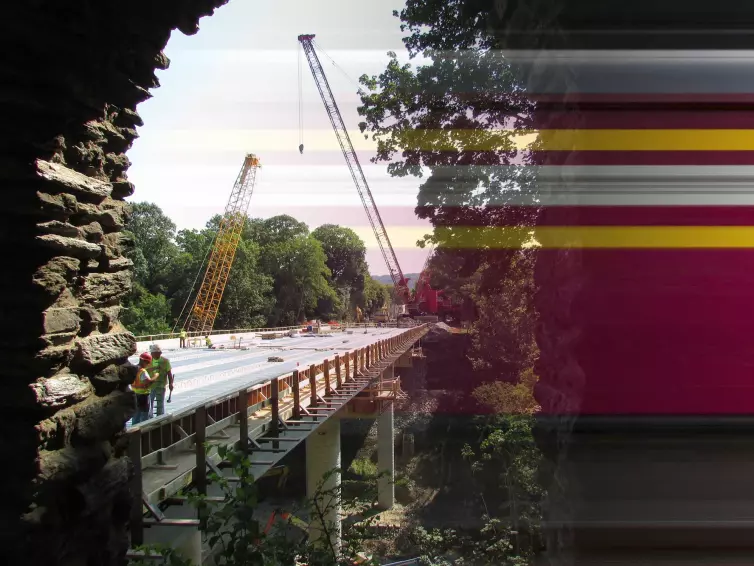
xmin=179 ymin=329 xmax=187 ymax=348
xmin=148 ymin=344 xmax=173 ymax=417
xmin=131 ymin=352 xmax=157 ymax=425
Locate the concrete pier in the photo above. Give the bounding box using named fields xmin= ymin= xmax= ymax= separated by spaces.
xmin=377 ymin=401 xmax=395 ymax=510
xmin=306 ymin=416 xmax=342 ymax=553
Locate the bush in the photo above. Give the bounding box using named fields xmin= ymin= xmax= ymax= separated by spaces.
xmin=349 ymin=457 xmax=378 ymax=478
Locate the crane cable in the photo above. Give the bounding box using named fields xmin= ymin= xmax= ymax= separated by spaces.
xmin=313 ymin=39 xmax=362 ymax=90
xmin=170 ymin=229 xmax=219 ymax=333
xmin=298 ymin=39 xmax=363 ymax=155
xmin=298 ymin=42 xmax=304 ymax=154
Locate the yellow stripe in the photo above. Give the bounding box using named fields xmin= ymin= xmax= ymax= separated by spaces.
xmin=431 ymin=226 xmax=754 ymax=249
xmin=163 ymin=129 xmax=754 ymax=152
xmin=536 ymin=130 xmax=754 ymax=151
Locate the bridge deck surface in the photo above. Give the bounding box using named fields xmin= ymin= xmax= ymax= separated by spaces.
xmin=130 ymin=327 xmax=404 ymax=416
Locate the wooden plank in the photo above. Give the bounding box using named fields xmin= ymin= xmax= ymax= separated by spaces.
xmin=334 ymin=354 xmax=342 ymax=389
xmin=309 ymin=364 xmax=317 ymax=406
xmin=292 ymin=370 xmax=300 ymax=419
xmin=324 ymin=358 xmax=331 ymax=394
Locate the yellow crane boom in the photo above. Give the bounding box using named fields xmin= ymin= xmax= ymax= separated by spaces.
xmin=185 ymin=153 xmax=261 ymax=334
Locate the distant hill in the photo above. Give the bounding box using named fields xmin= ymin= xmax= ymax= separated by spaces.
xmin=371 ymin=273 xmax=421 ymax=286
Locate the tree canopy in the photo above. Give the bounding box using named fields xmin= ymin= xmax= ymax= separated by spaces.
xmin=122 ymin=204 xmax=384 ymax=334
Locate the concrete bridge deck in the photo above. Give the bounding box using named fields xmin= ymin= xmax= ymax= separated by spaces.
xmin=130 ymin=327 xmax=406 ymax=417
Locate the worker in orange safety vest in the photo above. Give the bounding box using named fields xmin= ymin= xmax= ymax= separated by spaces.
xmin=131 ymin=352 xmax=157 ymax=425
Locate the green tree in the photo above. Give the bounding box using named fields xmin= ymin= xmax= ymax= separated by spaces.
xmin=124 ymin=202 xmax=179 ymax=294
xmin=171 ymin=217 xmax=276 ymax=330
xmin=354 ymin=275 xmax=390 ymax=317
xmin=312 ymin=225 xmax=368 ymax=320
xmin=311 ymin=225 xmax=367 ymax=288
xmin=214 ymin=238 xmax=275 ymax=330
xmin=121 ymin=282 xmax=172 ymax=336
xmin=253 ymin=216 xmax=336 ymax=326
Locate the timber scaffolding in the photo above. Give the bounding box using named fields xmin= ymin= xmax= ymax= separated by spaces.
xmin=127 ymin=324 xmax=428 ymax=548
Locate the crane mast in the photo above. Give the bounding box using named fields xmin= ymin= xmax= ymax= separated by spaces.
xmin=298 ymin=34 xmax=411 ymax=304
xmin=185 ymin=153 xmax=261 ymax=334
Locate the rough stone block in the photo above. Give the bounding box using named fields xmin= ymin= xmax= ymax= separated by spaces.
xmin=30 ymin=373 xmax=93 ymax=411
xmin=110 ymin=179 xmax=135 ymax=199
xmin=37 ymin=442 xmax=110 ymax=484
xmin=101 ymin=231 xmax=133 ymax=259
xmin=43 ymin=307 xmax=81 ymax=335
xmin=76 ymin=332 xmax=136 ymax=367
xmin=113 ymin=108 xmax=143 ymax=128
xmin=36 ymin=159 xmax=112 ymax=202
xmin=77 ymin=270 xmax=131 ymax=307
xmin=35 ymin=190 xmax=78 ymax=220
xmin=84 ymin=120 xmax=127 ymax=153
xmin=80 ymin=221 xmax=104 ymax=243
xmin=36 ymin=220 xmax=81 ymax=238
xmin=74 ymin=390 xmax=134 ymax=442
xmin=32 ymin=256 xmax=79 ymax=298
xmin=36 ymin=234 xmax=102 ymax=259
xmin=99 ymin=198 xmax=130 ymax=229
xmin=100 ymin=306 xmax=123 ymax=331
xmin=90 ymin=362 xmax=135 ymax=394
xmin=75 ymin=457 xmax=132 ymax=522
xmin=78 ymin=306 xmax=103 ymax=335
xmin=36 ymin=408 xmax=76 ymax=451
xmin=104 ymin=152 xmax=130 ymax=178
xmin=104 ymin=256 xmax=133 ymax=272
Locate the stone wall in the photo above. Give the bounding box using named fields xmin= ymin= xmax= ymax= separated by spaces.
xmin=0 ymin=1 xmax=228 ymax=564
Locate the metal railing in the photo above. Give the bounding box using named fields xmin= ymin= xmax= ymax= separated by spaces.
xmin=127 ymin=325 xmax=429 ymax=546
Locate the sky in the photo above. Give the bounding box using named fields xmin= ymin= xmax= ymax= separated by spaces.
xmin=127 ymin=0 xmax=432 ymax=274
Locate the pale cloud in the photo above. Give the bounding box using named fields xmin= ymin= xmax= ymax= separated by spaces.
xmin=127 ymin=0 xmax=433 ymax=273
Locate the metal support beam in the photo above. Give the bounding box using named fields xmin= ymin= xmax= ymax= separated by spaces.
xmin=238 ymin=387 xmax=249 ymax=453
xmin=128 ymin=430 xmax=144 ymax=546
xmin=195 ymin=406 xmax=207 ymax=495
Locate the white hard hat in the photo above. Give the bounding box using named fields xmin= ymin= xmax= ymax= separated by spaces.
xmin=149 ymin=344 xmax=162 ymax=353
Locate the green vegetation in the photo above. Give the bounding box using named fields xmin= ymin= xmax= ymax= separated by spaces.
xmin=122 ymin=204 xmax=392 ymax=334
xmin=355 ymin=0 xmax=545 ymax=563
xmin=131 ymin=446 xmax=383 ymax=566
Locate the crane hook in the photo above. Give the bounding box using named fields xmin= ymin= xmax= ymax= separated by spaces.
xmin=299 ymin=144 xmax=304 ymax=154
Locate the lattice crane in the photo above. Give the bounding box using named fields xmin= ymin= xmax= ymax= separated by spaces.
xmin=298 ymin=34 xmax=412 ymax=305
xmin=185 ymin=153 xmax=261 ymax=334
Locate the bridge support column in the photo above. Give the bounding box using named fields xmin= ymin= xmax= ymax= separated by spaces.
xmin=306 ymin=416 xmax=341 ymax=553
xmin=377 ymin=400 xmax=395 ymax=509
xmin=174 ymin=527 xmax=202 ymax=565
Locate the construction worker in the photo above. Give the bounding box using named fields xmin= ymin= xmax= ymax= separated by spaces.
xmin=131 ymin=352 xmax=157 ymax=425
xmin=148 ymin=344 xmax=174 ymax=417
xmin=179 ymin=329 xmax=187 ymax=348
xmin=205 ymin=335 xmax=214 ymax=349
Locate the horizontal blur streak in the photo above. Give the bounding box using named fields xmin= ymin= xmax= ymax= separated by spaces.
xmin=160 ymin=128 xmax=537 ymax=152
xmin=536 ymin=247 xmax=754 ymax=415
xmin=166 ymin=128 xmax=754 ymax=153
xmin=432 ymin=226 xmax=754 ymax=249
xmin=533 ymin=111 xmax=754 ymax=129
xmin=531 ymin=93 xmax=754 ymax=105
xmin=533 ymin=151 xmax=754 ymax=165
xmin=537 ymin=130 xmax=754 ymax=151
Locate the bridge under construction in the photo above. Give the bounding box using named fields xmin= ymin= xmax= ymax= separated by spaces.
xmin=127 ymin=324 xmax=428 ymax=563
